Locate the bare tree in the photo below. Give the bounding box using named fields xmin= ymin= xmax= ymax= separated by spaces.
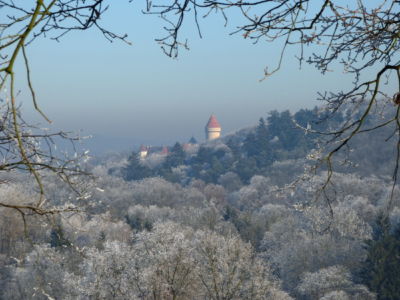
xmin=2 ymin=1 xmax=400 ymax=216
xmin=146 ymin=0 xmax=400 ymax=203
xmin=0 ymin=1 xmax=130 ymax=217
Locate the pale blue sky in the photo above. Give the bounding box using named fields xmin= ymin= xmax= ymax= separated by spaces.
xmin=14 ymin=1 xmax=393 ymax=154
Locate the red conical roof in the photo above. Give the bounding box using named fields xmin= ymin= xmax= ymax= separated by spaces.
xmin=206 ymin=115 xmax=221 ymax=128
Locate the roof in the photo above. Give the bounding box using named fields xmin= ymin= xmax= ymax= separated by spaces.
xmin=139 ymin=145 xmax=148 ymax=152
xmin=206 ymin=115 xmax=221 ymax=128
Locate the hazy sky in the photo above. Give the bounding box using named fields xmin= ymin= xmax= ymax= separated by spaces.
xmin=13 ymin=1 xmax=391 ymax=154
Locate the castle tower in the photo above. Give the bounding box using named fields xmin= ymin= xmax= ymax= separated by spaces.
xmin=205 ymin=115 xmax=221 ymax=141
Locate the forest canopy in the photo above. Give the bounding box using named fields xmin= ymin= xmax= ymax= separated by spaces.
xmin=1 ymin=2 xmax=400 ymax=299
xmin=0 ymin=1 xmax=399 ymax=213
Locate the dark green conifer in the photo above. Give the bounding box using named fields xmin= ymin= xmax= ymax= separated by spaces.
xmin=123 ymin=151 xmax=152 ymax=181
xmin=164 ymin=142 xmax=185 ymax=168
xmin=361 ymin=214 xmax=400 ymax=300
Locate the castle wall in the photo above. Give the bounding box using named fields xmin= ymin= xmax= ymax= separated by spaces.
xmin=139 ymin=151 xmax=148 ymax=159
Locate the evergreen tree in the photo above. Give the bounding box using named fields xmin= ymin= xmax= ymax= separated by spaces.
xmin=243 ymin=132 xmax=258 ymax=157
xmin=294 ymin=108 xmax=312 ymax=127
xmin=163 ymin=142 xmax=185 ymax=168
xmin=123 ymin=152 xmax=152 ymax=181
xmin=194 ymin=146 xmax=214 ymax=164
xmin=235 ymin=157 xmax=258 ymax=183
xmin=188 ymin=136 xmax=197 ymax=144
xmin=255 ymin=117 xmax=269 ymax=145
xmin=254 ymin=117 xmax=272 ymax=167
xmin=242 ymin=118 xmax=272 ymax=168
xmin=226 ymin=138 xmax=241 ymax=160
xmin=361 ymin=214 xmax=400 ymax=300
xmin=267 ymin=110 xmax=299 ymax=150
xmin=293 ymin=108 xmax=320 ymax=150
xmin=209 ymin=156 xmax=225 ymax=182
xmin=50 ymin=225 xmax=71 ymax=248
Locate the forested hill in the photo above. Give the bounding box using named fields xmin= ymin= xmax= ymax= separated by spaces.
xmin=120 ymin=106 xmax=395 ymax=186
xmin=1 ymin=106 xmax=399 ymax=299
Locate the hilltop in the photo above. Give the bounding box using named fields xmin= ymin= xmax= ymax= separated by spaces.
xmin=118 ymin=105 xmax=396 ymax=187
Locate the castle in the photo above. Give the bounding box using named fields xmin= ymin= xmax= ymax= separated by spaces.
xmin=139 ymin=114 xmax=221 ymax=158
